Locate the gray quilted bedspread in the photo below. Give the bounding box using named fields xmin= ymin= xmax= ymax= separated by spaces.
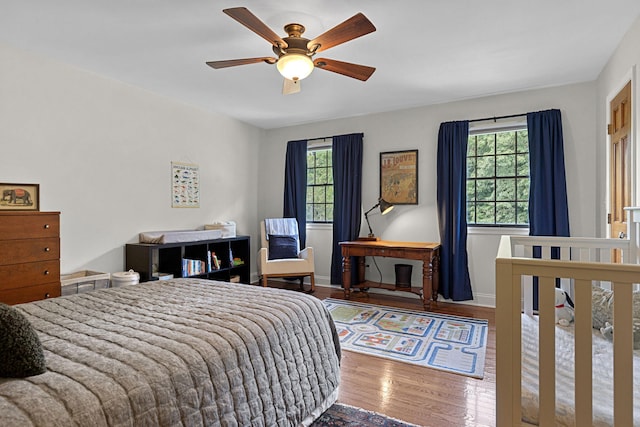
xmin=0 ymin=279 xmax=341 ymax=426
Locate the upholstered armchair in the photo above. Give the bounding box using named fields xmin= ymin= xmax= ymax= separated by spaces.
xmin=257 ymin=218 xmax=315 ymax=292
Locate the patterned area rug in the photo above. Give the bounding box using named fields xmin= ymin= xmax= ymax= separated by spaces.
xmin=311 ymin=403 xmax=421 ymax=427
xmin=323 ymin=298 xmax=488 ymax=378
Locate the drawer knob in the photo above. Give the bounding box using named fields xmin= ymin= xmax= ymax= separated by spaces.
xmin=44 ymin=247 xmax=50 ymax=252
xmin=44 ymin=270 xmax=50 ymax=275
xmin=44 ymin=293 xmax=51 ymax=299
xmin=44 ymin=224 xmax=50 ymax=229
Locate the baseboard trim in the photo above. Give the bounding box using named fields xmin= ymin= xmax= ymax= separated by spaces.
xmin=250 ymin=273 xmax=496 ymax=308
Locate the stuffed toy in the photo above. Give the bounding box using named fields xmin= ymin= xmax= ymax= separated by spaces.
xmin=592 ymin=284 xmax=640 ymax=349
xmin=600 ymin=321 xmax=614 ymax=341
xmin=555 ymin=288 xmax=575 ymax=326
xmin=598 ymin=320 xmax=640 ymax=347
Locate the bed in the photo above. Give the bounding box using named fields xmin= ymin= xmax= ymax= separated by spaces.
xmin=0 ymin=278 xmax=341 ymax=426
xmin=496 ymin=208 xmax=640 ymax=426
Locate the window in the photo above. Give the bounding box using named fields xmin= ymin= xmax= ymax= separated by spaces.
xmin=306 ymin=146 xmax=333 ymax=223
xmin=467 ymin=127 xmax=529 ymax=226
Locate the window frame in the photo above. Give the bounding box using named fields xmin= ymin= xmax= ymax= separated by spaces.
xmin=466 ymin=123 xmax=530 ymax=228
xmin=306 ymin=139 xmax=334 ymax=224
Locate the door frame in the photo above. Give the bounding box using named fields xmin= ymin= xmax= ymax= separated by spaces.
xmin=605 ymin=66 xmax=636 ymax=237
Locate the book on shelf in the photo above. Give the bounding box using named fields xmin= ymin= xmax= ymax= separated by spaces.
xmin=210 ymin=252 xmax=220 ymax=270
xmin=182 ymin=258 xmax=205 ymax=277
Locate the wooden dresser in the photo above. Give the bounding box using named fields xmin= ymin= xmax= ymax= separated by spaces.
xmin=0 ymin=211 xmax=61 ymax=304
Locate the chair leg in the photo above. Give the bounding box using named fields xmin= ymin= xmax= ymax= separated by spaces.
xmin=262 ymin=275 xmax=268 ymax=287
xmin=309 ymin=273 xmax=315 ymax=293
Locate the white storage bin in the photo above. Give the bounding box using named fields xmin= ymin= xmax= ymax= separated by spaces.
xmin=111 ymin=270 xmax=140 ymax=287
xmin=204 ymin=221 xmax=236 ymax=238
xmin=61 ymin=270 xmax=110 ymax=296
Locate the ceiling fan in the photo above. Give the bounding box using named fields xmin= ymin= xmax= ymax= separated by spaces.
xmin=206 ymin=7 xmax=376 ymax=94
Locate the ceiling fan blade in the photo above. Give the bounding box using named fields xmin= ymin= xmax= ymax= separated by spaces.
xmin=282 ymin=78 xmax=301 ymax=95
xmin=223 ymin=7 xmax=288 ymax=48
xmin=314 ymin=58 xmax=376 ymax=81
xmin=307 ymin=13 xmax=376 ymax=53
xmin=206 ymin=57 xmax=277 ymax=69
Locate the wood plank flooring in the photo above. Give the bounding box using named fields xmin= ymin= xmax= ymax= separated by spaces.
xmin=257 ymin=281 xmax=496 ymax=427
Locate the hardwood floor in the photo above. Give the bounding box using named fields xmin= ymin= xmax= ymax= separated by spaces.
xmin=257 ymin=280 xmax=496 ymax=427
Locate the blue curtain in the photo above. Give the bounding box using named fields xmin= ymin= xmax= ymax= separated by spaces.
xmin=527 ymin=109 xmax=570 ymax=309
xmin=527 ymin=109 xmax=570 ymax=237
xmin=283 ymin=139 xmax=308 ymax=248
xmin=436 ymin=121 xmax=474 ymax=301
xmin=330 ymin=133 xmax=363 ymax=285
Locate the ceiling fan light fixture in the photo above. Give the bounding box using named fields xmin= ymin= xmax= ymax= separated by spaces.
xmin=208 ymin=8 xmax=377 ymax=92
xmin=277 ymin=53 xmax=314 ymax=81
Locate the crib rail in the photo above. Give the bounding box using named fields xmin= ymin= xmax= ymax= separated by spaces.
xmin=507 ymin=235 xmax=632 ymax=313
xmin=496 ymin=235 xmax=640 ymax=426
xmin=507 ymin=235 xmax=630 ymax=259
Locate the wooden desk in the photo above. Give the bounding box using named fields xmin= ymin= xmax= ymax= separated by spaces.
xmin=339 ymin=240 xmax=441 ymax=310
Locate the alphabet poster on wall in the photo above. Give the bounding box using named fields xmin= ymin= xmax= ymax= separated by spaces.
xmin=171 ymin=162 xmax=200 ymax=208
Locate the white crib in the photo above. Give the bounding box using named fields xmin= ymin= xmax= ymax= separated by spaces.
xmin=495 ymin=207 xmax=640 ymax=426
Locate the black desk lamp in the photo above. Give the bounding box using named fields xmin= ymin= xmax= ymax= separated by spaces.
xmin=364 ymin=198 xmax=394 ymax=239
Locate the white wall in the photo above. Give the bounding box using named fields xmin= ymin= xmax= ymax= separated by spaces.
xmin=596 ymin=15 xmax=640 ymax=238
xmin=8 ymin=15 xmax=634 ymax=303
xmin=0 ymin=43 xmax=263 ymax=276
xmin=260 ymin=82 xmax=597 ymax=307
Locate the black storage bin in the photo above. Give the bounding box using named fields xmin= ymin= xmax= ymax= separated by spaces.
xmin=394 ymin=264 xmax=412 ymax=288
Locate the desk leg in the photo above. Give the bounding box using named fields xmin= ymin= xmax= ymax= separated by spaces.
xmin=342 ymin=255 xmax=351 ymax=299
xmin=357 ymin=256 xmax=366 ymax=284
xmin=422 ymin=260 xmax=431 ymax=310
xmin=422 ymin=251 xmax=440 ymax=310
xmin=431 ymin=250 xmax=440 ymax=304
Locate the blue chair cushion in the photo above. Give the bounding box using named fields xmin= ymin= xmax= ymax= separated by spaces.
xmin=268 ymin=234 xmax=299 ymax=260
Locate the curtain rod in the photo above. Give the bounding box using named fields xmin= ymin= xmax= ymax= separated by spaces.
xmin=307 ymin=132 xmax=364 ymax=142
xmin=468 ymin=112 xmax=527 ymax=123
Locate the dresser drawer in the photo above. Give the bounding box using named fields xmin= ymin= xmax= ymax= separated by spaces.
xmin=0 ymin=213 xmax=59 ymax=240
xmin=0 ymin=260 xmax=60 ymax=290
xmin=0 ymin=238 xmax=60 ymax=265
xmin=0 ymin=282 xmax=61 ymax=305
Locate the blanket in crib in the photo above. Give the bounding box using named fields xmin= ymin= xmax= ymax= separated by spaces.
xmin=521 ymin=314 xmax=640 ymax=426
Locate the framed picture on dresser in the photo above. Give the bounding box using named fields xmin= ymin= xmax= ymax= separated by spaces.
xmin=0 ymin=183 xmax=39 ymax=211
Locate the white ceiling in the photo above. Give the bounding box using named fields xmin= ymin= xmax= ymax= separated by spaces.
xmin=2 ymin=1 xmax=640 ymax=129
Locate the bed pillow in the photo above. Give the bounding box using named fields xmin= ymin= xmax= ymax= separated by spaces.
xmin=591 ymin=285 xmax=640 ymax=327
xmin=591 ymin=285 xmax=614 ymax=330
xmin=0 ymin=303 xmax=47 ymax=377
xmin=268 ymin=234 xmax=298 ymax=260
xmin=591 ymin=285 xmax=640 ymax=349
